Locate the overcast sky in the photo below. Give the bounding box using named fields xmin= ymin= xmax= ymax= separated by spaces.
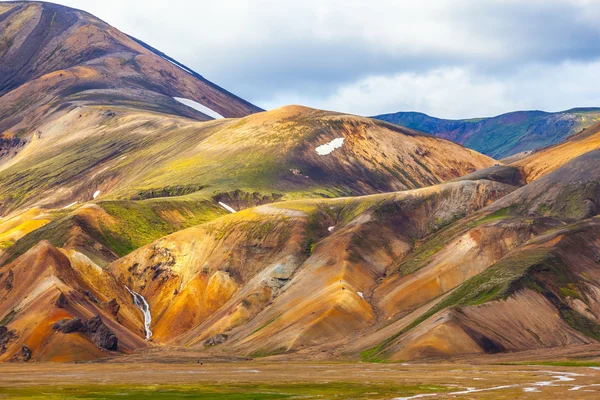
xmin=26 ymin=0 xmax=600 ymax=118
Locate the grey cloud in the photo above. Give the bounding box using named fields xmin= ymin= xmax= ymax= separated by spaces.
xmin=16 ymin=0 xmax=600 ymax=117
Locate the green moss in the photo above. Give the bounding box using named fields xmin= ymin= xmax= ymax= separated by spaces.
xmin=97 ymin=199 xmax=223 ymax=256
xmin=394 ymin=219 xmax=469 ymax=276
xmin=1 ymin=197 xmax=223 ymax=266
xmin=559 ymin=283 xmax=580 ymax=299
xmin=519 ymin=360 xmax=600 ymax=367
xmin=0 ymin=309 xmax=17 ymax=326
xmin=249 ymin=317 xmax=278 ymax=336
xmin=0 ymin=382 xmax=452 ymax=400
xmin=560 ymin=308 xmax=600 ymax=341
xmin=363 ymin=248 xmax=554 ymax=362
xmin=132 ymin=184 xmax=207 ymax=200
xmin=1 ymin=215 xmax=73 ymax=265
xmin=471 ymin=207 xmax=511 ymax=226
xmin=49 ymin=12 xmax=56 ymax=28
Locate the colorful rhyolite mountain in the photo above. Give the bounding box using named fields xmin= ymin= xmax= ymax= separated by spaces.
xmin=2 ymin=1 xmax=600 ymax=364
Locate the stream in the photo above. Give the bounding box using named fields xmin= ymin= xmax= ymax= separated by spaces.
xmin=393 ymin=370 xmax=589 ymax=399
xmin=125 ymin=286 xmax=152 ymax=340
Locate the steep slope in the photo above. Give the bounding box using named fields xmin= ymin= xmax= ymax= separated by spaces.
xmin=514 ymin=121 xmax=600 ymax=182
xmin=370 ymin=218 xmax=600 ymax=360
xmin=374 ymin=108 xmax=600 ymax=158
xmin=0 ymin=198 xmax=225 ymax=268
xmin=0 ymin=240 xmax=147 ymax=362
xmin=0 ymin=1 xmax=262 ymax=165
xmin=493 ymin=149 xmax=600 ymax=222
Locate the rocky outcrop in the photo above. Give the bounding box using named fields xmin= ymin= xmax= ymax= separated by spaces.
xmin=53 ymin=318 xmax=84 ymax=334
xmin=53 ymin=316 xmax=118 ymax=351
xmin=203 ymin=334 xmax=228 ymax=347
xmin=55 ymin=292 xmax=68 ymax=308
xmin=12 ymin=345 xmax=31 ymax=362
xmin=0 ymin=326 xmax=16 ymax=354
xmin=85 ymin=316 xmax=118 ymax=351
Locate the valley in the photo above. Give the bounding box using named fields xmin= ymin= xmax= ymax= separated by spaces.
xmin=1 ymin=361 xmax=600 ymax=399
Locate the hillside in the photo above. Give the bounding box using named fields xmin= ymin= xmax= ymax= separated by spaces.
xmin=0 ymin=1 xmax=262 ymax=166
xmin=373 ymin=108 xmax=600 ymax=158
xmin=0 ymin=104 xmax=495 ymax=216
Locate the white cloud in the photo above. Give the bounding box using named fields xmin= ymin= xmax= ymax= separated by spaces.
xmin=261 ymin=60 xmax=600 ymax=119
xmin=13 ymin=0 xmax=600 ymax=118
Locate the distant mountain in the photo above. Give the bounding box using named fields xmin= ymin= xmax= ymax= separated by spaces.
xmin=373 ymin=108 xmax=600 ymax=158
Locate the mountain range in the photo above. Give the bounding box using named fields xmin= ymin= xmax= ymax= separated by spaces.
xmin=2 ymin=1 xmax=600 ymax=366
xmin=374 ymin=108 xmax=600 ymax=158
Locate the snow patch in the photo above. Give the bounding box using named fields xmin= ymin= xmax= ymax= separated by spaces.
xmin=160 ymin=55 xmax=196 ymax=75
xmin=315 ymin=137 xmax=345 ymax=155
xmin=328 ymin=226 xmax=335 ymax=232
xmin=62 ymin=201 xmax=78 ymax=209
xmin=357 ymin=291 xmax=364 ymax=299
xmin=173 ymin=97 xmax=224 ymax=119
xmin=93 ymin=190 xmax=100 ymax=199
xmin=219 ymin=202 xmax=236 ymax=213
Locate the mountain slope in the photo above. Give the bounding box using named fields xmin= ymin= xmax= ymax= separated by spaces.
xmin=0 ymin=1 xmax=262 ymax=166
xmin=0 ymin=240 xmax=147 ymax=361
xmin=373 ymin=108 xmax=600 ymax=158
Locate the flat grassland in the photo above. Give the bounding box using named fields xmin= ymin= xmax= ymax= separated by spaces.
xmin=0 ymin=362 xmax=599 ymax=399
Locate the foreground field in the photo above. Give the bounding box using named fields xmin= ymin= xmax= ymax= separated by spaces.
xmin=1 ymin=362 xmax=600 ymax=399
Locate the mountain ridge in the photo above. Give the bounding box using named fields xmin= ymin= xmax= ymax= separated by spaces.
xmin=374 ymin=108 xmax=600 ymax=158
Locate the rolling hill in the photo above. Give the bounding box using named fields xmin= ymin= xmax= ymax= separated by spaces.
xmin=373 ymin=108 xmax=600 ymax=158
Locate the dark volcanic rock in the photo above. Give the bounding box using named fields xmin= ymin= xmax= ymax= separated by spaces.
xmin=85 ymin=316 xmax=118 ymax=351
xmin=0 ymin=326 xmax=16 ymax=354
xmin=3 ymin=270 xmax=13 ymax=291
xmin=83 ymin=290 xmax=99 ymax=303
xmin=52 ymin=316 xmax=118 ymax=351
xmin=52 ymin=318 xmax=84 ymax=334
xmin=55 ymin=292 xmax=68 ymax=308
xmin=203 ymin=333 xmax=228 ymax=347
xmin=106 ymin=298 xmax=120 ymax=317
xmin=13 ymin=345 xmax=31 ymax=362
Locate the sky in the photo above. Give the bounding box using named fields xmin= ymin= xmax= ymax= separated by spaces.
xmin=23 ymin=0 xmax=600 ymax=118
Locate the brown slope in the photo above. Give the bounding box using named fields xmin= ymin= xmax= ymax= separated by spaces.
xmin=491 ymin=148 xmax=600 ymax=222
xmin=102 ymin=178 xmax=514 ymax=356
xmin=107 ymin=207 xmax=308 ymax=342
xmin=380 ymin=217 xmax=600 ymax=360
xmin=514 ymin=121 xmax=600 ymax=182
xmin=0 ymin=240 xmax=147 ymax=361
